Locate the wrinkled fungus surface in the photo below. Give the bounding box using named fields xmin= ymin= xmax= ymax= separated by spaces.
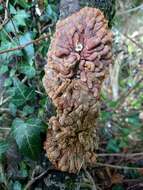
xmin=43 ymin=7 xmax=112 ymax=173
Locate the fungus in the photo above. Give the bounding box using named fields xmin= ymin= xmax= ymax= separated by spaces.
xmin=43 ymin=7 xmax=112 ymax=173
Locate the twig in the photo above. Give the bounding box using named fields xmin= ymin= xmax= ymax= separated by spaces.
xmin=0 ymin=96 xmax=11 ymax=106
xmin=110 ymin=53 xmax=122 ymax=101
xmin=24 ymin=168 xmax=52 ymax=190
xmin=84 ymin=169 xmax=97 ymax=190
xmin=0 ymin=18 xmax=17 ymax=44
xmin=0 ymin=18 xmax=9 ymax=30
xmin=4 ymin=0 xmax=9 ymax=21
xmin=0 ymin=127 xmax=11 ymax=130
xmin=0 ymin=0 xmax=9 ymax=31
xmin=5 ymin=4 xmax=20 ymax=44
xmin=96 ymin=162 xmax=143 ymax=170
xmin=114 ymin=76 xmax=143 ymax=111
xmin=117 ymin=4 xmax=143 ymax=16
xmin=97 ymin=152 xmax=143 ymax=158
xmin=0 ymin=34 xmax=49 ymax=55
xmin=123 ymin=178 xmax=143 ymax=184
xmin=123 ymin=33 xmax=143 ymax=50
xmin=0 ymin=108 xmax=10 ymax=113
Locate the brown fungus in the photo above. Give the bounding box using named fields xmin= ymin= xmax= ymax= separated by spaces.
xmin=43 ymin=7 xmax=112 ymax=173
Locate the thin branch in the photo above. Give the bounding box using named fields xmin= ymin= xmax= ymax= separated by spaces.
xmin=5 ymin=3 xmax=20 ymax=44
xmin=24 ymin=168 xmax=53 ymax=190
xmin=97 ymin=152 xmax=143 ymax=158
xmin=0 ymin=18 xmax=17 ymax=44
xmin=96 ymin=162 xmax=143 ymax=170
xmin=4 ymin=0 xmax=9 ymax=21
xmin=0 ymin=96 xmax=11 ymax=106
xmin=0 ymin=0 xmax=9 ymax=31
xmin=123 ymin=33 xmax=143 ymax=50
xmin=117 ymin=4 xmax=143 ymax=16
xmin=114 ymin=76 xmax=143 ymax=111
xmin=0 ymin=127 xmax=10 ymax=130
xmin=0 ymin=34 xmax=49 ymax=55
xmin=84 ymin=169 xmax=97 ymax=190
xmin=0 ymin=18 xmax=9 ymax=30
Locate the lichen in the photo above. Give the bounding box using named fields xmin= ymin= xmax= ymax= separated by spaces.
xmin=43 ymin=7 xmax=112 ymax=173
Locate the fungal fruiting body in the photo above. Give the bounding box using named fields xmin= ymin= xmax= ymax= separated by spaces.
xmin=43 ymin=7 xmax=112 ymax=173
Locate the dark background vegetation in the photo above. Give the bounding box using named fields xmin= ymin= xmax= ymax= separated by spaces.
xmin=0 ymin=0 xmax=143 ymax=189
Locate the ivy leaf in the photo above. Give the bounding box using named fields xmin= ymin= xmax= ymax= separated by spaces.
xmin=14 ymin=10 xmax=30 ymax=26
xmin=0 ymin=65 xmax=8 ymax=74
xmin=11 ymin=118 xmax=42 ymax=160
xmin=5 ymin=20 xmax=19 ymax=33
xmin=106 ymin=139 xmax=120 ymax=153
xmin=19 ymin=32 xmax=34 ymax=64
xmin=0 ymin=40 xmax=21 ymax=61
xmin=10 ymin=78 xmax=35 ymax=107
xmin=125 ymin=114 xmax=141 ymax=128
xmin=12 ymin=181 xmax=22 ymax=190
xmin=9 ymin=103 xmax=17 ymax=116
xmin=100 ymin=111 xmax=112 ymax=122
xmin=112 ymin=185 xmax=125 ymax=190
xmin=9 ymin=4 xmax=17 ymax=14
xmin=4 ymin=78 xmax=12 ymax=87
xmin=14 ymin=0 xmax=30 ymax=8
xmin=45 ymin=4 xmax=57 ymax=22
xmin=19 ymin=64 xmax=36 ymax=78
xmin=0 ymin=140 xmax=9 ymax=158
xmin=22 ymin=105 xmax=34 ymax=116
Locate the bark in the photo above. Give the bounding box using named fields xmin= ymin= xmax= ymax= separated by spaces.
xmin=59 ymin=0 xmax=116 ymax=25
xmin=59 ymin=0 xmax=80 ymax=19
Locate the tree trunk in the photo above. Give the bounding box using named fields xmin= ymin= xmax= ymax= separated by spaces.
xmin=60 ymin=0 xmax=116 ymax=26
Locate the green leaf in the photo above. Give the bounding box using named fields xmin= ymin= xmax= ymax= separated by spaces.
xmin=125 ymin=114 xmax=141 ymax=128
xmin=45 ymin=4 xmax=57 ymax=22
xmin=0 ymin=40 xmax=21 ymax=61
xmin=12 ymin=181 xmax=22 ymax=190
xmin=10 ymin=78 xmax=35 ymax=107
xmin=22 ymin=105 xmax=34 ymax=116
xmin=0 ymin=5 xmax=3 ymax=12
xmin=10 ymin=68 xmax=16 ymax=77
xmin=14 ymin=10 xmax=30 ymax=26
xmin=5 ymin=20 xmax=19 ymax=33
xmin=12 ymin=118 xmax=41 ymax=160
xmin=100 ymin=111 xmax=112 ymax=122
xmin=0 ymin=65 xmax=8 ymax=74
xmin=9 ymin=103 xmax=17 ymax=116
xmin=19 ymin=64 xmax=36 ymax=78
xmin=106 ymin=139 xmax=120 ymax=153
xmin=19 ymin=161 xmax=28 ymax=178
xmin=112 ymin=185 xmax=125 ymax=190
xmin=9 ymin=4 xmax=17 ymax=14
xmin=14 ymin=0 xmax=30 ymax=8
xmin=4 ymin=78 xmax=12 ymax=87
xmin=19 ymin=32 xmax=34 ymax=63
xmin=0 ymin=140 xmax=9 ymax=157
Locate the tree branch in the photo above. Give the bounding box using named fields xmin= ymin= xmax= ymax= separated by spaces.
xmin=0 ymin=34 xmax=49 ymax=55
xmin=96 ymin=162 xmax=143 ymax=170
xmin=97 ymin=152 xmax=143 ymax=158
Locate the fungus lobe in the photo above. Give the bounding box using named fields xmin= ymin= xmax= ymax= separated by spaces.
xmin=43 ymin=7 xmax=112 ymax=173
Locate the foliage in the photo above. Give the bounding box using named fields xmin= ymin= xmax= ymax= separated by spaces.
xmin=0 ymin=1 xmax=57 ymax=189
xmin=11 ymin=117 xmax=42 ymax=160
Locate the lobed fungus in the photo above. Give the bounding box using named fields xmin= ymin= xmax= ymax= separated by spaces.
xmin=43 ymin=7 xmax=112 ymax=173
